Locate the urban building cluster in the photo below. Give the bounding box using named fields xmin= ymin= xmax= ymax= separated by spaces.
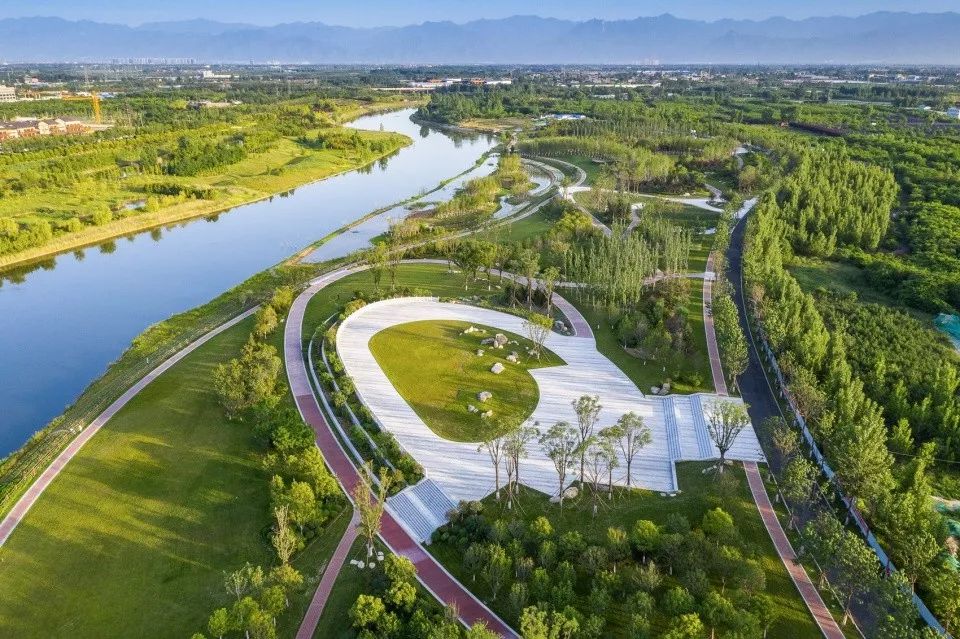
xmin=0 ymin=116 xmax=90 ymax=141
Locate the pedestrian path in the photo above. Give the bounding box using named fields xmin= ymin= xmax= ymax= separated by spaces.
xmin=295 ymin=513 xmax=359 ymax=639
xmin=744 ymin=462 xmax=846 ymax=639
xmin=286 ymin=267 xmax=519 ymax=638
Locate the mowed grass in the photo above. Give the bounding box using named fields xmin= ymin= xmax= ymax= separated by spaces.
xmin=369 ymin=320 xmax=563 ymax=442
xmin=428 ymin=462 xmax=821 ymax=639
xmin=0 ymin=316 xmax=348 ymax=638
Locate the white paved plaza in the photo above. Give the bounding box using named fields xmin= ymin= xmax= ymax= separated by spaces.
xmin=337 ymin=298 xmax=765 ymax=504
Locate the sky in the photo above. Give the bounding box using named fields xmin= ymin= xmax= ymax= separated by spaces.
xmin=0 ymin=0 xmax=957 ymax=26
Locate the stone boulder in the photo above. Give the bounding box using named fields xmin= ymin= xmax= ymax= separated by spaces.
xmin=481 ymin=410 xmax=494 ymax=419
xmin=467 ymin=404 xmax=479 ymax=413
xmin=477 ymin=391 xmax=493 ymax=402
xmin=506 ymin=353 xmax=519 ymax=363
xmin=476 ymin=349 xmax=485 ymax=356
xmin=490 ymin=362 xmax=505 ymax=375
xmin=493 ymin=333 xmax=509 ymax=349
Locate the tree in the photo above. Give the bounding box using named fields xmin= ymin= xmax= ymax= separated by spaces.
xmin=514 ymin=247 xmax=540 ymax=308
xmin=701 ymin=590 xmax=734 ymax=639
xmin=581 ymin=436 xmax=616 ymax=517
xmin=705 ymin=400 xmax=749 ymax=471
xmin=768 ymin=416 xmax=799 ymax=464
xmin=452 ymin=240 xmax=482 ymax=290
xmin=572 ymin=395 xmax=603 ymax=483
xmin=607 ymin=412 xmax=651 ymax=487
xmin=805 ymin=513 xmax=879 ymax=626
xmin=366 ymin=242 xmax=389 ymax=291
xmin=350 ymin=594 xmax=395 ymax=634
xmin=876 ymin=442 xmax=945 ymax=590
xmin=213 ymin=339 xmax=283 ymax=418
xmin=631 ymin=520 xmax=660 ymax=564
xmin=523 ymin=312 xmax=553 ymax=361
xmin=746 ymin=593 xmax=777 ymax=638
xmin=354 ymin=462 xmax=394 ymax=559
xmin=482 ymin=544 xmax=511 ymax=600
xmin=224 ymin=563 xmax=263 ymax=601
xmin=539 ymin=420 xmax=578 ymax=507
xmin=383 ymin=555 xmax=418 ymax=612
xmin=270 ymin=505 xmax=299 ymax=565
xmin=540 ymin=266 xmax=562 ymax=315
xmin=253 ymin=305 xmax=279 ymax=339
xmin=779 ymin=456 xmax=816 ymax=530
xmin=598 ymin=427 xmax=621 ymax=495
xmin=286 ymin=480 xmax=318 ymax=534
xmin=478 ymin=427 xmax=508 ymax=501
xmin=474 ymin=240 xmax=498 ymax=288
xmin=663 ymin=612 xmax=705 ymax=639
xmin=463 ymin=543 xmax=485 ymax=583
xmin=504 ymin=421 xmax=538 ymax=508
xmin=208 ymin=608 xmax=230 ymax=639
xmin=701 ymin=508 xmax=735 ymax=546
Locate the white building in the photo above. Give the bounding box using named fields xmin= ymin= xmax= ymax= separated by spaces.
xmin=948 ymin=106 xmax=960 ymax=119
xmin=0 ymin=85 xmax=15 ymax=103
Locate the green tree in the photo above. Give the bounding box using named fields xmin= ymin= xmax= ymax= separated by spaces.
xmin=207 ymin=608 xmax=230 ymax=639
xmin=539 ymin=420 xmax=578 ymax=508
xmin=482 ymin=544 xmax=511 ymax=600
xmin=523 ymin=312 xmax=553 ymax=361
xmin=607 ymin=411 xmax=651 ymax=487
xmin=253 ymin=305 xmax=279 ymax=339
xmin=572 ymin=395 xmax=603 ymax=484
xmin=705 ymin=400 xmax=749 ymax=471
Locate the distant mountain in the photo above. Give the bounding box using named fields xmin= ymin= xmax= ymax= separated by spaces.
xmin=0 ymin=12 xmax=958 ymax=63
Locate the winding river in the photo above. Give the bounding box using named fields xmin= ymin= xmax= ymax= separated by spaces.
xmin=0 ymin=109 xmax=496 ymax=456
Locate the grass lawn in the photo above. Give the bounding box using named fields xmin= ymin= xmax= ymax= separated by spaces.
xmin=0 ymin=315 xmax=350 ymax=638
xmin=369 ymin=320 xmax=564 ymax=442
xmin=312 ymin=538 xmax=374 ymax=639
xmin=428 ymin=462 xmax=822 ymax=639
xmin=568 ymin=285 xmax=714 ymax=395
xmin=477 ymin=204 xmax=562 ymax=246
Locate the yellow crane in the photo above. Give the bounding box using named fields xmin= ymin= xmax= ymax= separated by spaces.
xmin=62 ymin=91 xmax=102 ymax=124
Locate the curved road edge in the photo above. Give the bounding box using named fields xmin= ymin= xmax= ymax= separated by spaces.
xmin=285 ymin=262 xmax=519 ymax=638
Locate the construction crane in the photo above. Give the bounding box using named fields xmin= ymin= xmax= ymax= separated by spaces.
xmin=62 ymin=91 xmax=102 ymax=124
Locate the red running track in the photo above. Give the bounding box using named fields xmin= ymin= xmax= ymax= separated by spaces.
xmin=295 ymin=513 xmax=359 ymax=639
xmin=285 ymin=267 xmax=518 ymax=638
xmin=744 ymin=462 xmax=846 ymax=639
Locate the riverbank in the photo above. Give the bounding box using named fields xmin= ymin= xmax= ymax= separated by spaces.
xmin=0 ymin=101 xmax=416 ymax=275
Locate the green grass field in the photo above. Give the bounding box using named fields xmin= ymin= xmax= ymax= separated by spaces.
xmin=369 ymin=320 xmax=563 ymax=442
xmin=428 ymin=462 xmax=822 ymax=639
xmin=0 ymin=315 xmax=349 ymax=638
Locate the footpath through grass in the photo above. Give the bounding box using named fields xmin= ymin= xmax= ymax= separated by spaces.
xmin=0 ymin=315 xmax=348 ymax=638
xmin=369 ymin=320 xmax=563 ymax=442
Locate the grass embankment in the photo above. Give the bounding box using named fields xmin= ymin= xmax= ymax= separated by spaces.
xmin=428 ymin=462 xmax=822 ymax=639
xmin=0 ymin=101 xmax=414 ymax=272
xmin=369 ymin=320 xmax=563 ymax=442
xmin=0 ymin=314 xmax=351 ymax=638
xmin=0 ymin=261 xmax=323 ymax=520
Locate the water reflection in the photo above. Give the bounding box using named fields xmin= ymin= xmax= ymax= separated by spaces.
xmin=0 ymin=109 xmax=496 ymax=454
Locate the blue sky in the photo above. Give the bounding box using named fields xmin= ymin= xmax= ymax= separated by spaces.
xmin=0 ymin=0 xmax=956 ymax=26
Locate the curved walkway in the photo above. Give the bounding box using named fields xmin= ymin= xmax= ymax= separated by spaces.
xmin=0 ymin=307 xmax=259 ymax=547
xmin=295 ymin=512 xmax=360 ymax=639
xmin=285 ymin=265 xmax=518 ymax=638
xmin=703 ymin=203 xmax=845 ymax=639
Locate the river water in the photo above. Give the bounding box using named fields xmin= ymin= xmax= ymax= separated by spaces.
xmin=0 ymin=109 xmax=495 ymax=456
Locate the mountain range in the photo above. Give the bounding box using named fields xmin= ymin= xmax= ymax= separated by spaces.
xmin=0 ymin=12 xmax=958 ymax=64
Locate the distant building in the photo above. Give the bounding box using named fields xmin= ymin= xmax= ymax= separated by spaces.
xmin=948 ymin=106 xmax=960 ymax=119
xmin=0 ymin=117 xmax=89 ymax=141
xmin=0 ymin=85 xmax=15 ymax=102
xmin=199 ymin=69 xmax=232 ymax=80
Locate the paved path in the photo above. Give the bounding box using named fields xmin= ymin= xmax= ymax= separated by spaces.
xmin=296 ymin=512 xmax=360 ymax=639
xmin=0 ymin=307 xmax=259 ymax=547
xmin=702 ymin=251 xmax=728 ymax=396
xmin=714 ymin=204 xmax=849 ymax=639
xmin=336 ymin=298 xmax=757 ymax=501
xmin=285 ymin=267 xmax=518 ymax=638
xmin=745 ymin=461 xmax=846 ymax=639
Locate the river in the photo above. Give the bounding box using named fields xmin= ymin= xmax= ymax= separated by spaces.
xmin=0 ymin=109 xmax=496 ymax=456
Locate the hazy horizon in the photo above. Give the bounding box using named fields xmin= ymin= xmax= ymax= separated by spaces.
xmin=2 ymin=0 xmax=958 ymax=28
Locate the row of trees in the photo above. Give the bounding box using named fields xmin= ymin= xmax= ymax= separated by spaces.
xmin=743 ymin=179 xmax=960 ymax=629
xmin=196 ymin=286 xmax=348 ymax=639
